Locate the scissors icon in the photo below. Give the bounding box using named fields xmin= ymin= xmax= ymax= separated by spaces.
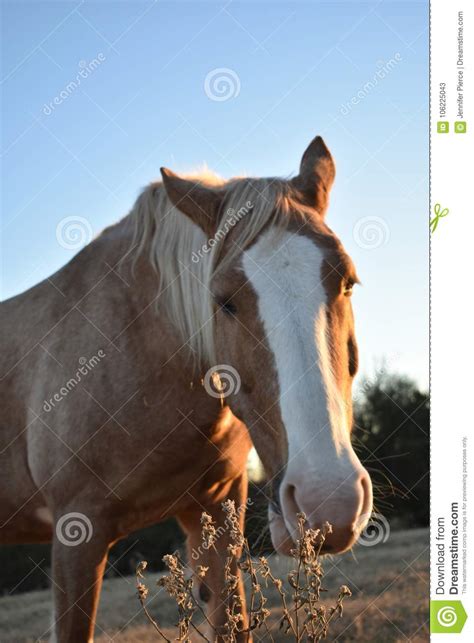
xmin=430 ymin=203 xmax=449 ymax=233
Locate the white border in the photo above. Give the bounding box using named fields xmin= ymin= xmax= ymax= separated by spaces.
xmin=431 ymin=0 xmax=473 ymax=637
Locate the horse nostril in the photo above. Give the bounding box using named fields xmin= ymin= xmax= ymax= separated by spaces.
xmin=283 ymin=483 xmax=299 ymax=515
xmin=322 ymin=525 xmax=357 ymax=554
xmin=280 ymin=482 xmax=303 ymax=534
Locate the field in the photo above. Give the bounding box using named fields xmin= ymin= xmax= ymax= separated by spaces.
xmin=0 ymin=528 xmax=428 ymax=642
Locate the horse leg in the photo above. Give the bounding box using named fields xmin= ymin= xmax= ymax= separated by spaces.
xmin=50 ymin=518 xmax=112 ymax=643
xmin=178 ymin=473 xmax=250 ymax=642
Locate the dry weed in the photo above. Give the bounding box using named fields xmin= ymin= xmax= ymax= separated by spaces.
xmin=136 ymin=504 xmax=351 ymax=642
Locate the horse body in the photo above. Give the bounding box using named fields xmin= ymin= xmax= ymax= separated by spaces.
xmin=1 ymin=135 xmax=372 ymax=641
xmin=1 ymin=218 xmax=251 ymax=639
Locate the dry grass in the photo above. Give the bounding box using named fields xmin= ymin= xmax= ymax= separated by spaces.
xmin=0 ymin=527 xmax=428 ymax=642
xmin=136 ymin=503 xmax=351 ymax=641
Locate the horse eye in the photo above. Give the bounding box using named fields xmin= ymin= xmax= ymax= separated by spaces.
xmin=218 ymin=299 xmax=237 ymax=316
xmin=343 ymin=282 xmax=354 ymax=297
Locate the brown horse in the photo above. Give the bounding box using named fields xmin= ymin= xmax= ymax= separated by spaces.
xmin=0 ymin=135 xmax=372 ymax=642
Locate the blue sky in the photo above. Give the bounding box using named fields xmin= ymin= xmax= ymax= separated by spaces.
xmin=1 ymin=0 xmax=428 ymax=389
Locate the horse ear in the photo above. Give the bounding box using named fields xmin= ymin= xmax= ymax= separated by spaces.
xmin=160 ymin=168 xmax=223 ymax=236
xmin=291 ymin=136 xmax=336 ymax=216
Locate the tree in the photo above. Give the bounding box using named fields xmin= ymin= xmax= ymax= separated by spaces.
xmin=354 ymin=372 xmax=429 ymax=527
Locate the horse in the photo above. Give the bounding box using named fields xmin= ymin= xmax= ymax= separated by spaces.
xmin=0 ymin=135 xmax=372 ymax=642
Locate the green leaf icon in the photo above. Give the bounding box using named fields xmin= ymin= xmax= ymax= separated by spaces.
xmin=430 ymin=600 xmax=467 ymax=634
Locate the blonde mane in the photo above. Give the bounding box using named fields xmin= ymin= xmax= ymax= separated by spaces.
xmin=131 ymin=172 xmax=296 ymax=368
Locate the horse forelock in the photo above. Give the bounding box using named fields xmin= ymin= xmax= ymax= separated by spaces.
xmin=129 ymin=171 xmax=333 ymax=370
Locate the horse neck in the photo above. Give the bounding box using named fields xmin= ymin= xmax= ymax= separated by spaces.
xmin=102 ymin=216 xmax=220 ymax=407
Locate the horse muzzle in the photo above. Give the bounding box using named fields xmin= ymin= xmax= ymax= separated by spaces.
xmin=269 ymin=465 xmax=373 ymax=555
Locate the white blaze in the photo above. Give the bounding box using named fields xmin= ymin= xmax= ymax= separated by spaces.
xmin=242 ymin=230 xmax=349 ymax=468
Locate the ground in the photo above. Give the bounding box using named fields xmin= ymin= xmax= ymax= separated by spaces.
xmin=0 ymin=528 xmax=429 ymax=642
